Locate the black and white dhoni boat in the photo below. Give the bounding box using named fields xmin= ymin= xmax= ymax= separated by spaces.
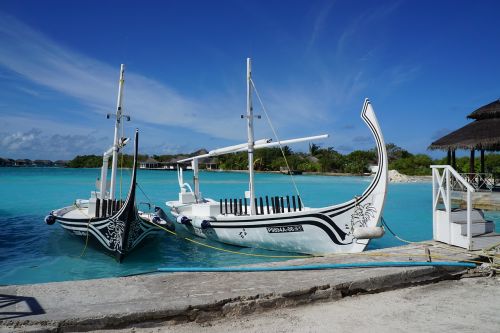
xmin=45 ymin=65 xmax=165 ymax=262
xmin=166 ymin=58 xmax=388 ymax=255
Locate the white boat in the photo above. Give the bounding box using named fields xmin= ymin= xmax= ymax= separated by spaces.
xmin=45 ymin=65 xmax=168 ymax=262
xmin=166 ymin=59 xmax=388 ymax=255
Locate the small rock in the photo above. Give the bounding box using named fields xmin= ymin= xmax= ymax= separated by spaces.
xmin=389 ymin=170 xmax=410 ymax=183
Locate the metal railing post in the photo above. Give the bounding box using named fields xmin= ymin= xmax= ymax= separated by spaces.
xmin=445 ymin=168 xmax=451 ymax=239
xmin=432 ymin=167 xmax=437 ymax=238
xmin=467 ymin=189 xmax=472 ymax=250
xmin=445 ymin=168 xmax=451 ymax=214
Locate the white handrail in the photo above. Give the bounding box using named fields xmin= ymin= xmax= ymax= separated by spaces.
xmin=430 ymin=165 xmax=475 ymax=192
xmin=430 ymin=165 xmax=475 ymax=250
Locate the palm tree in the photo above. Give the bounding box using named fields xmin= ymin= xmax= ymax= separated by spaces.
xmin=309 ymin=143 xmax=320 ymax=156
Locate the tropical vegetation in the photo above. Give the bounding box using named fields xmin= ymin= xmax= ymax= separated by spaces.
xmin=65 ymin=143 xmax=500 ymax=176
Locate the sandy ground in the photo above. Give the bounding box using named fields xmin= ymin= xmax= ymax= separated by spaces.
xmin=99 ymin=277 xmax=500 ymax=333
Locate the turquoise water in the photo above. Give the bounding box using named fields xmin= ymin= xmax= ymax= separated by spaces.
xmin=0 ymin=167 xmax=497 ymax=285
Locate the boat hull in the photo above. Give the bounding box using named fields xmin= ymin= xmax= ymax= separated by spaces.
xmin=172 ymin=205 xmax=377 ymax=254
xmin=54 ymin=210 xmax=161 ymax=260
xmin=46 ymin=130 xmax=162 ymax=262
xmin=167 ymin=99 xmax=388 ymax=255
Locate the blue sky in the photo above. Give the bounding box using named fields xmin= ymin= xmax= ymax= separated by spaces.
xmin=1 ymin=0 xmax=499 ymax=160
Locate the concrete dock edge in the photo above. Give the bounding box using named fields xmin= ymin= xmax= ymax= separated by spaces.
xmin=0 ymin=242 xmax=482 ymax=332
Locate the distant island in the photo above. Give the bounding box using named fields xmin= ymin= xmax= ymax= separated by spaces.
xmin=2 ymin=143 xmax=499 ymax=176
xmin=0 ymin=158 xmax=69 ymax=167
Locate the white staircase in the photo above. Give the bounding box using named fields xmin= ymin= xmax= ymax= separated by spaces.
xmin=450 ymin=209 xmax=494 ymax=236
xmin=431 ymin=165 xmax=499 ymax=250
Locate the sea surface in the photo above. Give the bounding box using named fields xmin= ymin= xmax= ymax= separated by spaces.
xmin=0 ymin=167 xmax=498 ymax=285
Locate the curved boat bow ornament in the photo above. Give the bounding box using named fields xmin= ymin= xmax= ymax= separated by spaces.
xmin=48 ymin=130 xmax=161 ymax=262
xmin=167 ymin=98 xmax=388 ymax=255
xmin=109 ymin=129 xmax=141 ymax=262
xmin=45 ymin=65 xmax=161 ymax=262
xmin=312 ymin=98 xmax=388 ymax=251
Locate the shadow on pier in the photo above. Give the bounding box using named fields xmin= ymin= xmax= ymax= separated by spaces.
xmin=0 ymin=294 xmax=45 ymax=320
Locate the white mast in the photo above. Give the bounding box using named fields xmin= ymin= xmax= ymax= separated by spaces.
xmin=192 ymin=158 xmax=200 ymax=201
xmin=246 ymin=58 xmax=256 ymax=215
xmin=109 ymin=64 xmax=125 ymax=201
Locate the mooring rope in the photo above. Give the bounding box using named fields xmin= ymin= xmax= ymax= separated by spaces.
xmin=380 ymin=216 xmax=419 ymax=245
xmin=153 ymin=221 xmax=311 ymax=259
xmin=151 ymin=216 xmax=486 ymax=264
xmin=72 ymin=202 xmax=93 ymax=257
xmin=379 ymin=216 xmax=498 ymax=272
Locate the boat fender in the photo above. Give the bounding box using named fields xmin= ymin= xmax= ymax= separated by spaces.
xmin=152 ymin=215 xmax=163 ymax=224
xmin=45 ymin=214 xmax=56 ymax=225
xmin=151 ymin=208 xmax=176 ymax=232
xmin=176 ymin=215 xmax=192 ymax=226
xmin=353 ymin=226 xmax=385 ymax=239
xmin=201 ymin=220 xmax=211 ymax=229
xmin=154 ymin=206 xmax=169 ymax=220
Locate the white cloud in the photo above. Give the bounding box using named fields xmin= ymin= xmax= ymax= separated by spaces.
xmin=387 ymin=65 xmax=421 ymax=86
xmin=0 ymin=12 xmax=247 ymax=141
xmin=307 ymin=1 xmax=336 ymax=52
xmin=0 ymin=128 xmax=107 ymax=159
xmin=0 ymin=10 xmax=406 ymax=159
xmin=1 ymin=129 xmax=41 ymax=151
xmin=0 ymin=11 xmax=353 ymax=147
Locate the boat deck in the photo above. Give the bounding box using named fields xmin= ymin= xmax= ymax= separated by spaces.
xmin=61 ymin=207 xmax=90 ymax=219
xmin=169 ymin=199 xmax=312 ymax=218
xmin=1 ymin=241 xmax=493 ymax=331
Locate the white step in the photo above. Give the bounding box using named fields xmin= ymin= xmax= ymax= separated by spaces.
xmin=450 ymin=209 xmax=485 ymax=224
xmin=456 ymin=221 xmax=495 ymax=236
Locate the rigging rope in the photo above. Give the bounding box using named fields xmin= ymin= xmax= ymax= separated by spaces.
xmin=250 ymin=78 xmax=304 ymax=205
xmin=136 ymin=182 xmax=154 ymax=211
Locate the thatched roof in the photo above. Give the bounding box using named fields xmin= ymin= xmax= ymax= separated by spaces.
xmin=143 ymin=157 xmax=159 ymax=164
xmin=429 ymin=99 xmax=500 ymax=151
xmin=174 ymin=155 xmax=188 ymax=162
xmin=429 ymin=118 xmax=500 ymax=151
xmin=467 ymin=99 xmax=500 ymax=120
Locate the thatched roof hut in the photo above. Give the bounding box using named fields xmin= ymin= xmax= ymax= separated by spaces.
xmin=139 ymin=157 xmax=160 ymax=169
xmin=429 ymin=118 xmax=500 ymax=151
xmin=428 ymin=99 xmax=500 ymax=173
xmin=467 ymin=99 xmax=500 ymax=120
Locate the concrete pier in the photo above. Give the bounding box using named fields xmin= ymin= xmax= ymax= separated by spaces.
xmin=0 ymin=242 xmax=487 ymax=332
xmin=452 ymin=190 xmax=500 ymax=210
